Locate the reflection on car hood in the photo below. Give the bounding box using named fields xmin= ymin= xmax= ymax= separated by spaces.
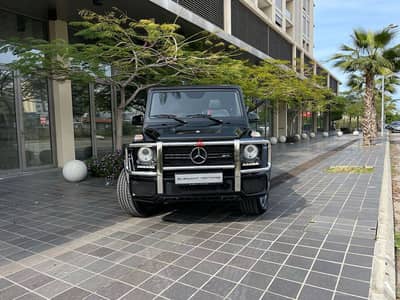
xmin=143 ymin=124 xmax=249 ymax=141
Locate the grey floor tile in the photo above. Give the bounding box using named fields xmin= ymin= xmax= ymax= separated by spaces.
xmin=180 ymin=271 xmax=211 ymax=288
xmin=298 ymin=285 xmax=333 ymax=300
xmin=240 ymin=271 xmax=273 ymax=290
xmin=216 ymin=265 xmax=247 ymax=282
xmin=194 ymin=261 xmax=223 ymax=276
xmin=0 ymin=278 xmax=13 ymax=290
xmin=228 ymin=284 xmax=264 ymax=300
xmin=285 ymin=255 xmax=313 ymax=269
xmin=251 ymin=261 xmax=281 ymax=276
xmin=261 ymin=291 xmax=292 ymax=300
xmin=158 ymin=265 xmax=189 ymax=280
xmin=96 ymin=281 xmax=132 ymax=300
xmin=341 ymin=264 xmax=371 ymax=282
xmin=162 ymin=282 xmax=197 ymax=300
xmin=312 ymin=260 xmax=342 ymax=276
xmin=52 ymin=287 xmax=91 ymax=300
xmin=14 ymin=293 xmax=46 ymax=300
xmin=317 ymin=249 xmax=345 ymax=263
xmin=268 ymin=278 xmax=301 ymax=299
xmin=140 ymin=275 xmax=174 ymax=294
xmin=191 ymin=290 xmax=223 ymax=300
xmin=35 ymin=280 xmax=72 ymax=299
xmin=337 ymin=277 xmax=370 ymax=298
xmin=344 ymin=253 xmax=373 ymax=268
xmin=0 ymin=285 xmax=28 ymax=300
xmin=334 ymin=292 xmax=366 ymax=300
xmin=202 ymin=277 xmax=236 ymax=297
xmin=277 ymin=265 xmax=308 ymax=283
xmin=306 ymin=271 xmax=338 ymax=290
xmin=261 ymin=251 xmax=288 ymax=264
xmin=120 ymin=288 xmax=155 ymax=300
xmin=20 ymin=273 xmax=54 ymax=290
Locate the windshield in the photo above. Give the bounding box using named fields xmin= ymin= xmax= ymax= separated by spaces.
xmin=149 ymin=90 xmax=243 ymax=119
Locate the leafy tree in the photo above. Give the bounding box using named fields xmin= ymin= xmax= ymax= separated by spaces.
xmin=331 ymin=26 xmax=400 ymax=146
xmin=1 ymin=8 xmax=233 ymax=150
xmin=195 ymin=58 xmax=333 ymax=136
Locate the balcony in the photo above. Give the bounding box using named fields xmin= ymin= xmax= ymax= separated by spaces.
xmin=285 ymin=9 xmax=293 ymax=27
xmin=258 ymin=0 xmax=273 ymax=9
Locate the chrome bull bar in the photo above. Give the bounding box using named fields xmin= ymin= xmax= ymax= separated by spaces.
xmin=125 ymin=139 xmax=271 ymax=194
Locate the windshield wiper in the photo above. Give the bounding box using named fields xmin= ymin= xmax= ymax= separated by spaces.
xmin=186 ymin=114 xmax=223 ymax=124
xmin=152 ymin=114 xmax=187 ymax=124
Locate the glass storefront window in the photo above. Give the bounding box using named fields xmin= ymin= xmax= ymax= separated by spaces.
xmin=72 ymin=83 xmax=92 ymax=160
xmin=0 ymin=69 xmax=19 ymax=170
xmin=21 ymin=76 xmax=52 ymax=167
xmin=94 ymin=84 xmax=113 ymax=156
xmin=258 ymin=102 xmax=272 ymax=138
xmin=0 ymin=10 xmax=48 ymax=65
xmin=302 ymin=111 xmax=312 ymax=132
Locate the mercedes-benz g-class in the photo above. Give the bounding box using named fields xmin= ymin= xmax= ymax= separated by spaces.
xmin=117 ymin=85 xmax=271 ymax=216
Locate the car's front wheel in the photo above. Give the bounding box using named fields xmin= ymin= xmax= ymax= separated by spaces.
xmin=116 ymin=172 xmax=158 ymax=217
xmin=240 ymin=192 xmax=269 ymax=215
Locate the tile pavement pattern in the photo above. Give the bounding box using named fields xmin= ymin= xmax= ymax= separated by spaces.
xmin=0 ymin=138 xmax=383 ymax=300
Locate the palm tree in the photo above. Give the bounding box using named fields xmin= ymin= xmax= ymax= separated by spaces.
xmin=347 ymin=72 xmax=400 ymax=130
xmin=331 ymin=26 xmax=400 ymax=146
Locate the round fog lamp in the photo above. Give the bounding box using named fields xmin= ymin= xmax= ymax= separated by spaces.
xmin=243 ymin=144 xmax=259 ymax=160
xmin=137 ymin=147 xmax=153 ymax=163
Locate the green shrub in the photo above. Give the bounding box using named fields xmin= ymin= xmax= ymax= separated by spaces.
xmin=86 ymin=151 xmax=124 ymax=177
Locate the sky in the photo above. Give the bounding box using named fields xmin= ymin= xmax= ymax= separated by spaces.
xmin=313 ymin=0 xmax=400 ymax=100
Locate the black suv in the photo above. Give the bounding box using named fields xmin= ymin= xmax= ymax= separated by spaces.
xmin=117 ymin=86 xmax=271 ymax=216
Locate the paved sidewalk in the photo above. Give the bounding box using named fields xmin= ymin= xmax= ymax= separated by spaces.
xmin=0 ymin=136 xmax=385 ymax=300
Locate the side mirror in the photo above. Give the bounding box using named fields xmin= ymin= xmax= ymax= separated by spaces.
xmin=132 ymin=115 xmax=144 ymax=126
xmin=247 ymin=111 xmax=259 ymax=123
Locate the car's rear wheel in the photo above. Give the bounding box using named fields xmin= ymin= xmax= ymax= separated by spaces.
xmin=240 ymin=192 xmax=269 ymax=215
xmin=117 ymin=171 xmax=158 ymax=217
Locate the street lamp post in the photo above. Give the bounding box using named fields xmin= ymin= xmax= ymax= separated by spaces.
xmin=381 ymin=75 xmax=385 ymax=137
xmin=380 ymin=24 xmax=398 ymax=137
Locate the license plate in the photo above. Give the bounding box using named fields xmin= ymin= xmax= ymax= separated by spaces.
xmin=175 ymin=173 xmax=223 ymax=185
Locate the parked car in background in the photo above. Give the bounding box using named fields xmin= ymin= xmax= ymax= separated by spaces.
xmin=390 ymin=121 xmax=400 ymax=133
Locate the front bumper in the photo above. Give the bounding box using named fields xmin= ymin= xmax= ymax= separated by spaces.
xmin=124 ymin=140 xmax=271 ymax=203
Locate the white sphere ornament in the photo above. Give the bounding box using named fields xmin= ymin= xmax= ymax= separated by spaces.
xmin=294 ymin=134 xmax=301 ymax=141
xmin=353 ymin=130 xmax=360 ymax=136
xmin=279 ymin=136 xmax=287 ymax=143
xmin=270 ymin=137 xmax=278 ymax=145
xmin=337 ymin=131 xmax=343 ymax=137
xmin=309 ymin=132 xmax=316 ymax=138
xmin=323 ymin=132 xmax=329 ymax=137
xmin=62 ymin=160 xmax=87 ymax=182
xmin=301 ymin=133 xmax=308 ymax=139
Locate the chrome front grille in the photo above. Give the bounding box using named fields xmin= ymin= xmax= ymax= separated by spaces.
xmin=163 ymin=145 xmax=234 ymax=167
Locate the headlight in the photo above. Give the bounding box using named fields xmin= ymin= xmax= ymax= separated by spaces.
xmin=137 ymin=147 xmax=154 ymax=163
xmin=243 ymin=144 xmax=259 ymax=161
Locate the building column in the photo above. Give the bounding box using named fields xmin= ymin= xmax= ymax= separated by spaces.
xmin=297 ymin=110 xmax=303 ymax=134
xmin=223 ymin=0 xmax=232 ymax=34
xmin=49 ymin=20 xmax=75 ymax=167
xmin=278 ymin=102 xmax=287 ymax=136
xmin=272 ymin=102 xmax=279 ymax=137
xmin=323 ymin=112 xmax=330 ymax=131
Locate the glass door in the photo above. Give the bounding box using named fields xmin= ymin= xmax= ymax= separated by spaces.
xmin=20 ymin=75 xmax=53 ymax=167
xmin=0 ymin=67 xmax=53 ymax=173
xmin=0 ymin=68 xmax=19 ymax=170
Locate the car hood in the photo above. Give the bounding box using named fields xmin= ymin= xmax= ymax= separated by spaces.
xmin=143 ymin=123 xmax=249 ymax=142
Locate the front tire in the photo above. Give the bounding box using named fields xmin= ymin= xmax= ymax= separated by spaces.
xmin=240 ymin=192 xmax=269 ymax=215
xmin=116 ymin=171 xmax=157 ymax=217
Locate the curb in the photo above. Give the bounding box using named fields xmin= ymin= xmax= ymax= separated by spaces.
xmin=370 ymin=135 xmax=396 ymax=300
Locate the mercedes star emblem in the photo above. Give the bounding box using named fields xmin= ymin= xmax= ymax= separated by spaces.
xmin=190 ymin=147 xmax=207 ymax=165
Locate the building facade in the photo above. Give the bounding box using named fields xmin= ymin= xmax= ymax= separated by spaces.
xmin=0 ymin=0 xmax=339 ymax=174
